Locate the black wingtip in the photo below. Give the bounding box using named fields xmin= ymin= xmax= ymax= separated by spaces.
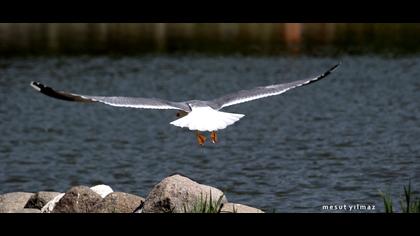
xmin=30 ymin=81 xmax=43 ymax=92
xmin=309 ymin=62 xmax=341 ymax=83
xmin=321 ymin=62 xmax=341 ymax=78
xmin=29 ymin=81 xmax=95 ymax=103
xmin=330 ymin=62 xmax=341 ymax=72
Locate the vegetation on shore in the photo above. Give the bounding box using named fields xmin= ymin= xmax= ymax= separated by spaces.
xmin=380 ymin=180 xmax=420 ymax=213
xmin=184 ymin=192 xmax=227 ymax=213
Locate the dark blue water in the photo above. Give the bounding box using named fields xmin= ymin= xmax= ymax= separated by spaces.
xmin=1 ymin=55 xmax=419 ymax=212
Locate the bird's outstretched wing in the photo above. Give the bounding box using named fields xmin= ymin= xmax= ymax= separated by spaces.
xmin=30 ymin=82 xmax=191 ymax=112
xmin=209 ymin=63 xmax=340 ymax=110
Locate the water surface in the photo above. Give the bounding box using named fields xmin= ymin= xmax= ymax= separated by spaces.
xmin=1 ymin=55 xmax=419 ymax=212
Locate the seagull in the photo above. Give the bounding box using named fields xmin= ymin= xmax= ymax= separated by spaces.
xmin=30 ymin=63 xmax=340 ymax=145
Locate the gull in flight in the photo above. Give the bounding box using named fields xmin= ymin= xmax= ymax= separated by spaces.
xmin=30 ymin=63 xmax=340 ymax=145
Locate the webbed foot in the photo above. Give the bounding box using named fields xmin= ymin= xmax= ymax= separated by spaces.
xmin=210 ymin=131 xmax=218 ymax=143
xmin=196 ymin=131 xmax=207 ymax=146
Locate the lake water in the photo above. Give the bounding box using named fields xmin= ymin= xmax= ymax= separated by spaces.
xmin=1 ymin=55 xmax=419 ymax=212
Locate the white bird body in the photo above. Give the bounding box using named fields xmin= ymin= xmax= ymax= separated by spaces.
xmin=170 ymin=106 xmax=244 ymax=131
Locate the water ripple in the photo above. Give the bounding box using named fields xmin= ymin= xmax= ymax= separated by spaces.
xmin=1 ymin=55 xmax=419 ymax=212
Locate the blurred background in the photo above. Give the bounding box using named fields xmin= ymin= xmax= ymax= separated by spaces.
xmin=1 ymin=23 xmax=420 ymax=55
xmin=1 ymin=23 xmax=419 ymax=213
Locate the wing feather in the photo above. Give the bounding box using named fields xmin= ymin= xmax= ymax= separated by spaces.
xmin=209 ymin=63 xmax=340 ymax=110
xmin=30 ymin=82 xmax=190 ymax=112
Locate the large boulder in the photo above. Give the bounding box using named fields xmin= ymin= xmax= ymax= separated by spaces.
xmin=25 ymin=191 xmax=62 ymax=209
xmin=142 ymin=174 xmax=227 ymax=213
xmin=90 ymin=185 xmax=113 ymax=198
xmin=0 ymin=192 xmax=34 ymax=213
xmin=220 ymin=203 xmax=264 ymax=213
xmin=92 ymin=192 xmax=144 ymax=213
xmin=12 ymin=208 xmax=42 ymax=213
xmin=52 ymin=186 xmax=102 ymax=213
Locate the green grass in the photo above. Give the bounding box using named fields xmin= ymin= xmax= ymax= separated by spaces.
xmin=379 ymin=190 xmax=393 ymax=213
xmin=400 ymin=181 xmax=420 ymax=213
xmin=380 ymin=180 xmax=420 ymax=213
xmin=184 ymin=192 xmax=225 ymax=213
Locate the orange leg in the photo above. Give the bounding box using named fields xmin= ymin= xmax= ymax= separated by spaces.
xmin=210 ymin=131 xmax=218 ymax=143
xmin=196 ymin=131 xmax=207 ymax=146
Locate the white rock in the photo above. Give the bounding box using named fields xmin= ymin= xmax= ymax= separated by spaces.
xmin=41 ymin=193 xmax=65 ymax=213
xmin=134 ymin=208 xmax=143 ymax=213
xmin=90 ymin=185 xmax=113 ymax=198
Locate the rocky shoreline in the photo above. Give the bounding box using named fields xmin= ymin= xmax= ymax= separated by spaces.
xmin=0 ymin=174 xmax=264 ymax=213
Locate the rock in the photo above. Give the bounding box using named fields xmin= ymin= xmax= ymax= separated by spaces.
xmin=92 ymin=192 xmax=144 ymax=213
xmin=90 ymin=185 xmax=113 ymax=198
xmin=41 ymin=193 xmax=65 ymax=213
xmin=142 ymin=174 xmax=227 ymax=213
xmin=220 ymin=203 xmax=264 ymax=213
xmin=0 ymin=192 xmax=34 ymax=213
xmin=11 ymin=208 xmax=42 ymax=213
xmin=52 ymin=186 xmax=102 ymax=213
xmin=134 ymin=207 xmax=143 ymax=213
xmin=25 ymin=191 xmax=62 ymax=209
